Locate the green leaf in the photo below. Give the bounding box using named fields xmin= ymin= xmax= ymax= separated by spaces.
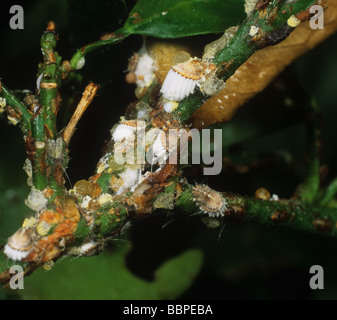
xmin=20 ymin=245 xmax=203 ymax=299
xmin=282 ymin=0 xmax=317 ymax=16
xmin=272 ymin=0 xmax=317 ymax=28
xmin=123 ymin=0 xmax=246 ymax=38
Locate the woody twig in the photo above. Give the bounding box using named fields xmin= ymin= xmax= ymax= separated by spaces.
xmin=63 ymin=82 xmax=99 ymax=146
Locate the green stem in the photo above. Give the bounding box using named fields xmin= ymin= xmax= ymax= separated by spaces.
xmin=176 ymin=0 xmax=316 ymax=122
xmin=0 ymin=1 xmax=320 ymax=284
xmin=69 ymin=28 xmax=128 ymax=70
xmin=31 ymin=114 xmax=48 ymax=190
xmin=39 ymin=31 xmax=62 ymax=138
xmin=30 ymin=22 xmax=64 ymax=191
xmin=176 ymin=186 xmax=337 ymax=237
xmin=0 ymin=83 xmax=31 ymax=132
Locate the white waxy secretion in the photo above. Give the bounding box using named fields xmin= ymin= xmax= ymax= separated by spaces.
xmin=249 ymin=25 xmax=259 ymax=37
xmin=152 ymin=130 xmax=167 ymax=164
xmin=75 ymin=56 xmax=86 ymax=70
xmin=134 ymin=52 xmax=156 ymax=89
xmin=117 ymin=167 xmax=140 ymax=195
xmin=163 ymin=101 xmax=179 ymax=113
xmin=25 ymin=188 xmax=48 ymax=212
xmin=36 ymin=73 xmax=43 ymax=90
xmin=113 ymin=123 xmax=137 ymax=142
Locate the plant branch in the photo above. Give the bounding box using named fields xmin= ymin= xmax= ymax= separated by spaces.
xmin=0 ymin=1 xmax=325 ymax=286
xmin=63 ymin=82 xmax=99 ymax=145
xmin=69 ymin=28 xmax=127 ymax=71
xmin=176 ymin=0 xmax=316 ymax=122
xmin=0 ymin=83 xmax=32 ymax=133
xmin=175 ymin=184 xmax=337 ymax=237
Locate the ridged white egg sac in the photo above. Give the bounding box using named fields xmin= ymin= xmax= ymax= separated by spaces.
xmin=160 ymin=69 xmax=199 ymax=102
xmin=160 ymin=59 xmax=204 ymax=102
xmin=113 ymin=123 xmax=137 ymax=142
xmin=4 ymin=228 xmax=37 ymax=261
xmin=4 ymin=245 xmax=30 ymax=261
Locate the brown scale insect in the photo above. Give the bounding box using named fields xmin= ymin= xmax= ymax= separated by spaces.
xmin=100 ymin=32 xmax=116 ymax=41
xmin=271 ymin=211 xmax=289 ymax=223
xmin=171 ymin=59 xmax=204 ymax=81
xmin=255 ymin=187 xmax=271 ymax=200
xmin=313 ymin=218 xmax=332 ymax=233
xmin=23 ymin=94 xmax=40 ymax=114
xmin=256 ymin=0 xmax=271 ymax=11
xmin=25 ymin=134 xmax=36 ymax=162
xmin=192 ymin=184 xmax=227 ymax=218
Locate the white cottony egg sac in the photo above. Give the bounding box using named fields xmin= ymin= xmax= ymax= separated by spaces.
xmin=113 ymin=123 xmax=137 ymax=142
xmin=135 ymin=52 xmax=156 ymax=89
xmin=160 ymin=69 xmax=199 ymax=102
xmin=117 ymin=167 xmax=140 ymax=195
xmin=4 ymin=244 xmax=31 ymax=261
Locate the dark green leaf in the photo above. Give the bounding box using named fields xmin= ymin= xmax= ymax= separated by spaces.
xmin=123 ymin=0 xmax=246 ymax=38
xmin=273 ymin=0 xmax=317 ymax=28
xmin=21 ymin=245 xmax=203 ymax=299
